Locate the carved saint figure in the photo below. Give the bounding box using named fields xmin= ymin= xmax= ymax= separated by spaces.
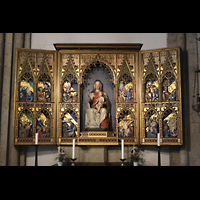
xmin=124 ymin=87 xmax=133 ymax=103
xmin=145 ymin=88 xmax=154 ymax=102
xmin=62 ymin=118 xmax=76 ymax=137
xmin=26 ymin=91 xmax=33 ymax=102
xmin=118 ymin=80 xmax=134 ymax=103
xmin=19 ymin=121 xmax=32 ymax=137
xmin=63 ymin=81 xmax=77 ymax=102
xmin=153 ymin=87 xmax=159 ymax=102
xmin=18 ymin=116 xmax=33 ymax=138
xmin=163 ymin=86 xmax=171 ymax=101
xmin=20 ymin=86 xmax=27 ymax=102
xmin=19 ymin=84 xmax=34 ymax=102
xmin=163 ymin=120 xmax=170 ymax=138
xmin=43 ymin=82 xmax=51 ymax=102
xmin=169 ymin=89 xmax=176 ymax=101
xmin=145 ymin=79 xmax=159 ymax=102
xmin=85 ymin=80 xmax=109 ymax=129
xmin=37 ymin=87 xmax=47 ymax=102
xmin=146 ymin=117 xmax=159 ymax=138
xmin=118 ymin=115 xmax=134 ymax=137
xmin=163 ymin=115 xmax=178 ymax=138
xmin=168 ymin=118 xmax=177 ymax=137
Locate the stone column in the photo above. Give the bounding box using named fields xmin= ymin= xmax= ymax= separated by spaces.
xmin=186 ymin=33 xmax=200 ymax=166
xmin=0 ymin=33 xmax=14 ymax=166
xmin=0 ymin=33 xmax=31 ymax=166
xmin=168 ymin=33 xmax=180 ymax=166
xmin=167 ymin=33 xmax=189 ymax=166
xmin=24 ymin=33 xmax=31 ymax=48
xmin=177 ymin=33 xmax=189 ymax=166
xmin=0 ymin=33 xmax=5 ymax=129
xmin=8 ymin=33 xmax=25 ymax=166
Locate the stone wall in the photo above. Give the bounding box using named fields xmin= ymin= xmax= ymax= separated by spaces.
xmin=168 ymin=33 xmax=200 ymax=166
xmin=0 ymin=33 xmax=31 ymax=166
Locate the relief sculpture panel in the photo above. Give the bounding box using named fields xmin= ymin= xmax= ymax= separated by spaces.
xmin=140 ymin=47 xmax=182 ymax=145
xmin=14 ymin=45 xmax=182 ymax=146
xmin=14 ymin=49 xmax=56 ymax=145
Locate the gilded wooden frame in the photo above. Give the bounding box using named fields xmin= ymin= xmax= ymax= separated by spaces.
xmin=13 ymin=45 xmax=183 ymax=146
xmin=13 ymin=48 xmax=57 ymax=145
xmin=139 ymin=47 xmax=183 ymax=145
xmin=57 ymin=48 xmax=140 ymax=145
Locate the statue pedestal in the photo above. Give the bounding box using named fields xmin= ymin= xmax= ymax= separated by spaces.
xmin=79 ymin=131 xmax=117 ymax=145
xmin=80 ymin=131 xmax=115 ymax=137
xmin=88 ymin=146 xmax=108 ymax=163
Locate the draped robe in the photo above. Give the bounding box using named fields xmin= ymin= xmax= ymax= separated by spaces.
xmin=85 ymin=91 xmax=109 ymax=129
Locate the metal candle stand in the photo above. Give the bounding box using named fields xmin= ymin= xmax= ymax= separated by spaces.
xmin=34 ymin=145 xmax=39 ymax=166
xmin=157 ymin=146 xmax=161 ymax=166
xmin=120 ymin=158 xmax=126 ymax=166
xmin=71 ymin=158 xmax=77 ymax=166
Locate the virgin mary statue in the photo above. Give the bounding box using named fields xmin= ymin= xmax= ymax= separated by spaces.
xmin=85 ymin=80 xmax=110 ymax=130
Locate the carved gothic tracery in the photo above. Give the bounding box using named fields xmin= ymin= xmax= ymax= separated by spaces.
xmin=14 ymin=45 xmax=182 ymax=145
xmin=15 ymin=49 xmax=56 ymax=145
xmin=140 ymin=48 xmax=182 ymax=145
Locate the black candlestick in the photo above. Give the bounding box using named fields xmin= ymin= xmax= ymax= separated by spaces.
xmin=34 ymin=145 xmax=39 ymax=166
xmin=120 ymin=158 xmax=126 ymax=166
xmin=71 ymin=158 xmax=77 ymax=166
xmin=157 ymin=146 xmax=161 ymax=166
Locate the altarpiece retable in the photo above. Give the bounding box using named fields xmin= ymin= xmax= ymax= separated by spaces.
xmin=13 ymin=44 xmax=183 ymax=146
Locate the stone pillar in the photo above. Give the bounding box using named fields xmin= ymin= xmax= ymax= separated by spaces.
xmin=187 ymin=33 xmax=200 ymax=166
xmin=24 ymin=33 xmax=31 ymax=48
xmin=8 ymin=33 xmax=25 ymax=166
xmin=167 ymin=33 xmax=189 ymax=166
xmin=0 ymin=33 xmax=14 ymax=166
xmin=177 ymin=33 xmax=189 ymax=166
xmin=0 ymin=33 xmax=31 ymax=166
xmin=167 ymin=33 xmax=177 ymax=46
xmin=0 ymin=33 xmax=5 ymax=128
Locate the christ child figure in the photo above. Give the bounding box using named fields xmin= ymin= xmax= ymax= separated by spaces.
xmin=93 ymin=91 xmax=105 ymax=113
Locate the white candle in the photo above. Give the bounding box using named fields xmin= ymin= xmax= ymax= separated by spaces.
xmin=35 ymin=133 xmax=38 ymax=145
xmin=157 ymin=133 xmax=160 ymax=146
xmin=121 ymin=139 xmax=124 ymax=159
xmin=72 ymin=139 xmax=75 ymax=159
xmin=58 ymin=146 xmax=61 ymax=153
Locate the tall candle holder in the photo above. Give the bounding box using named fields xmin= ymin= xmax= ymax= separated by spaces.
xmin=120 ymin=158 xmax=126 ymax=166
xmin=157 ymin=146 xmax=161 ymax=166
xmin=71 ymin=158 xmax=77 ymax=166
xmin=34 ymin=145 xmax=39 ymax=166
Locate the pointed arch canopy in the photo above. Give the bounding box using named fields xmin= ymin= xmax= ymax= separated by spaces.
xmin=81 ymin=56 xmax=116 ymax=85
